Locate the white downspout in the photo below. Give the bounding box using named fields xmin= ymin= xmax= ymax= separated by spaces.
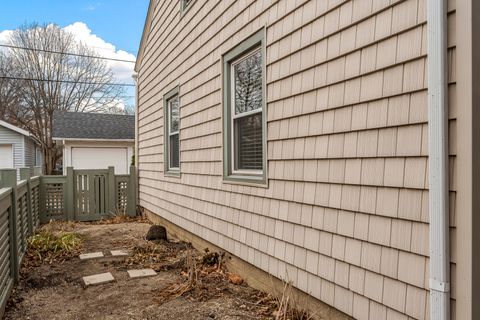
xmin=428 ymin=0 xmax=450 ymax=319
xmin=132 ymin=72 xmax=139 ymax=169
xmin=132 ymin=72 xmax=139 ymax=205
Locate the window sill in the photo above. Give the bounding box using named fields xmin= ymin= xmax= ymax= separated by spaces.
xmin=165 ymin=171 xmax=181 ymax=178
xmin=223 ymin=175 xmax=268 ymax=188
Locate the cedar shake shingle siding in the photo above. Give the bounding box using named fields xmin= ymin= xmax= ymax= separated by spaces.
xmin=136 ymin=0 xmax=458 ymax=319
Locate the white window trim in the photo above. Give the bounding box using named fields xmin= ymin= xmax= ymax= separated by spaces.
xmin=222 ymin=28 xmax=267 ymax=187
xmin=163 ymin=87 xmax=181 ymax=177
xmin=167 ymin=96 xmax=180 ymax=171
xmin=230 ymin=48 xmax=263 ymax=176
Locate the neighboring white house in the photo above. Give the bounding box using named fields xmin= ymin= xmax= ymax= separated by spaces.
xmin=52 ymin=111 xmax=135 ymax=175
xmin=0 ymin=120 xmax=43 ymax=175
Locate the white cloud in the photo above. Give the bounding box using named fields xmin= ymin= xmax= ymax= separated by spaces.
xmin=0 ymin=22 xmax=136 ymax=84
xmin=0 ymin=29 xmax=13 ymax=53
xmin=63 ymin=22 xmax=136 ymax=84
xmin=0 ymin=29 xmax=12 ymax=43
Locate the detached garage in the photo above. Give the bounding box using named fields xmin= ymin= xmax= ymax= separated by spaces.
xmin=53 ymin=111 xmax=135 ymax=175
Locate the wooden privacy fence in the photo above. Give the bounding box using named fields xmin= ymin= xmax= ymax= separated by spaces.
xmin=0 ymin=167 xmax=42 ymax=317
xmin=39 ymin=166 xmax=137 ymax=222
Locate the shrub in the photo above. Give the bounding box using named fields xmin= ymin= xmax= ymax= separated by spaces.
xmin=28 ymin=231 xmax=83 ymax=260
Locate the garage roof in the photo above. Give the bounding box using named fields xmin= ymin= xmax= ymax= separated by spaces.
xmin=0 ymin=120 xmax=31 ymax=137
xmin=53 ymin=111 xmax=135 ymax=140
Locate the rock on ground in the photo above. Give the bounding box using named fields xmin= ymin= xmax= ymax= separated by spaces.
xmin=146 ymin=225 xmax=167 ymax=240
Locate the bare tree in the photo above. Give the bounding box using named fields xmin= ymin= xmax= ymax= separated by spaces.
xmin=0 ymin=23 xmax=126 ymax=174
xmin=0 ymin=52 xmax=21 ymax=120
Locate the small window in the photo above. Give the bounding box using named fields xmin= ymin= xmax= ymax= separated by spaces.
xmin=223 ymin=29 xmax=266 ymax=184
xmin=164 ymin=88 xmax=180 ymax=175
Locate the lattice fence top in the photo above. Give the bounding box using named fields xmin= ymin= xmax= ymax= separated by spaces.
xmin=44 ymin=182 xmax=65 ymax=219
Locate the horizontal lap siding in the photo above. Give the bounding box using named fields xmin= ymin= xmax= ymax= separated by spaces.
xmin=0 ymin=126 xmax=24 ymax=171
xmin=23 ymin=138 xmax=36 ymax=172
xmin=137 ymin=0 xmax=457 ymax=319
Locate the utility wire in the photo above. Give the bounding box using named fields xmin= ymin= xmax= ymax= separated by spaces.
xmin=0 ymin=75 xmax=135 ymax=87
xmin=81 ymin=43 xmax=137 ymax=54
xmin=0 ymin=43 xmax=136 ymax=63
xmin=97 ymin=96 xmax=135 ymax=98
xmin=85 ymin=96 xmax=135 ymax=99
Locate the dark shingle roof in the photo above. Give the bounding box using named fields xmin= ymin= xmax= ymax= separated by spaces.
xmin=53 ymin=111 xmax=135 ymax=140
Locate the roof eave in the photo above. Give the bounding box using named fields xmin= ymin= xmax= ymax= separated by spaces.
xmin=0 ymin=120 xmax=30 ymax=137
xmin=53 ymin=137 xmax=135 ymax=143
xmin=135 ymin=0 xmax=156 ymax=72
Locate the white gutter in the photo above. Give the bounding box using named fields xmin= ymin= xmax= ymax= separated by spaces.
xmin=52 ymin=138 xmax=135 ymax=143
xmin=428 ymin=0 xmax=450 ymax=319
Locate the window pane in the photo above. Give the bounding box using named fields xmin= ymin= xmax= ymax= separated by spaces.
xmin=234 ymin=113 xmax=262 ymax=171
xmin=234 ymin=50 xmax=262 ymax=115
xmin=169 ymin=133 xmax=179 ymax=169
xmin=169 ymin=96 xmax=179 ymax=133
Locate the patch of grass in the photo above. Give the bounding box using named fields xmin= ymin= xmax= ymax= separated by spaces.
xmin=27 ymin=230 xmax=83 ymax=262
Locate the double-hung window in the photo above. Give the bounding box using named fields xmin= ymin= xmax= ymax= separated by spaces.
xmin=223 ymin=29 xmax=266 ymax=184
xmin=164 ymin=88 xmax=180 ymax=175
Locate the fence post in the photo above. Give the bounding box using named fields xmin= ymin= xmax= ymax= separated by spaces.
xmin=107 ymin=166 xmax=115 ymax=216
xmin=127 ymin=166 xmax=136 ymax=216
xmin=33 ymin=166 xmax=43 ymax=177
xmin=19 ymin=168 xmax=30 ymax=181
xmin=38 ymin=176 xmax=46 ymax=223
xmin=65 ymin=167 xmax=74 ymax=221
xmin=0 ymin=169 xmax=19 ymax=283
xmin=19 ymin=168 xmax=33 ymax=236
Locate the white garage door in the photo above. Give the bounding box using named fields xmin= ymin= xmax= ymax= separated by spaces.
xmin=0 ymin=145 xmax=14 ymax=168
xmin=71 ymin=147 xmax=128 ymax=174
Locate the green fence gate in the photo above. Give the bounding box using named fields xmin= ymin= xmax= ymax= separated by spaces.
xmin=73 ymin=169 xmax=109 ymax=221
xmin=40 ymin=166 xmax=136 ymax=223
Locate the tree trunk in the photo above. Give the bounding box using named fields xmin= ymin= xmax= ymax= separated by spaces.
xmin=43 ymin=146 xmax=57 ymax=175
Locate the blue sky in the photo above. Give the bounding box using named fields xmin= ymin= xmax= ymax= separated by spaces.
xmin=0 ymin=0 xmax=149 ymax=109
xmin=0 ymin=0 xmax=149 ymax=55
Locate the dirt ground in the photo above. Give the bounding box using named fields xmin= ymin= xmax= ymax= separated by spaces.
xmin=3 ymin=220 xmax=280 ymax=320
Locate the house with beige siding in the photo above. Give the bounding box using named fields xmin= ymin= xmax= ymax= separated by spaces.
xmin=135 ymin=0 xmax=480 ymax=319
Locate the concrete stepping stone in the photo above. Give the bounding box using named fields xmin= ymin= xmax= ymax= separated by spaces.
xmin=110 ymin=249 xmax=129 ymax=257
xmin=127 ymin=269 xmax=157 ymax=279
xmin=83 ymin=272 xmax=115 ymax=286
xmin=79 ymin=252 xmax=104 ymax=260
